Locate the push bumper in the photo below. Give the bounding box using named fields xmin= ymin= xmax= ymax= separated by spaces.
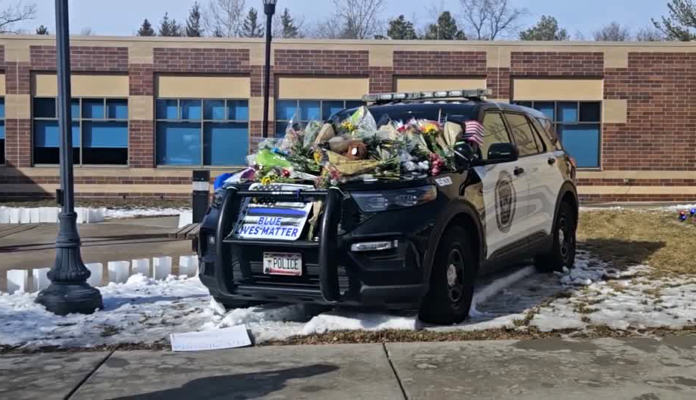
xmin=197 ymin=185 xmax=428 ymax=308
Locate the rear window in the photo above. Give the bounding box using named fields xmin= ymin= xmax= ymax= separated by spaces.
xmin=531 ymin=116 xmax=563 ymax=151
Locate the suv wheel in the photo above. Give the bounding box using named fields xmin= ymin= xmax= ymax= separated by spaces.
xmin=419 ymin=226 xmax=476 ymax=325
xmin=535 ymin=201 xmax=577 ymax=272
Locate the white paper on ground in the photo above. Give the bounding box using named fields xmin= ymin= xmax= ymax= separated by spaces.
xmin=179 ymin=255 xmax=199 ymax=277
xmin=9 ymin=209 xmax=20 ymax=224
xmin=108 ymin=261 xmax=130 ymax=284
xmin=153 ymin=257 xmax=172 ymax=280
xmin=178 ymin=212 xmax=193 ymax=228
xmin=132 ymin=259 xmax=150 ymax=276
xmin=86 ymin=263 xmax=104 ymax=286
xmin=170 ymin=325 xmax=251 ymax=352
xmin=32 ymin=268 xmax=51 ymax=292
xmin=19 ymin=208 xmax=31 ymax=224
xmin=0 ymin=207 xmax=9 ymax=224
xmin=7 ymin=270 xmax=29 ymax=294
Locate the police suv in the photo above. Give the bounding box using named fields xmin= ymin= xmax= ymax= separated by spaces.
xmin=197 ymin=89 xmax=579 ymax=325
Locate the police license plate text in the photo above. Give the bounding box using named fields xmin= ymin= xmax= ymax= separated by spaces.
xmin=263 ymin=252 xmax=302 ymax=276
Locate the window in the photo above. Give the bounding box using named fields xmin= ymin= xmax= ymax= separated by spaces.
xmin=33 ymin=97 xmax=128 ymax=165
xmin=481 ymin=112 xmax=512 ymax=161
xmin=156 ymin=99 xmax=249 ymax=166
xmin=275 ymin=99 xmax=363 ymax=137
xmin=0 ymin=98 xmax=5 ymax=164
xmin=514 ymin=101 xmax=601 ymax=168
xmin=505 ymin=113 xmax=544 ymax=157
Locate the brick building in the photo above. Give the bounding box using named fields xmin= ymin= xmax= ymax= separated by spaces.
xmin=0 ymin=35 xmax=695 ymax=203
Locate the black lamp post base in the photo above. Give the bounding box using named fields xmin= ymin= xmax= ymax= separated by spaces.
xmin=36 ymin=282 xmax=103 ymax=316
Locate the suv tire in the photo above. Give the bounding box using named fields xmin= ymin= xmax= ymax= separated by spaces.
xmin=419 ymin=226 xmax=476 ymax=325
xmin=535 ymin=201 xmax=577 ymax=273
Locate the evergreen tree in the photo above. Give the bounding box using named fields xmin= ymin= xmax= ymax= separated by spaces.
xmin=137 ymin=18 xmax=155 ymax=36
xmin=158 ymin=13 xmax=183 ymax=37
xmin=653 ymin=0 xmax=696 ymax=41
xmin=241 ymin=7 xmax=264 ymax=38
xmin=424 ymin=11 xmax=466 ymax=40
xmin=519 ymin=15 xmax=569 ymax=41
xmin=186 ymin=2 xmax=204 ymax=37
xmin=35 ymin=25 xmax=49 ymax=35
xmin=280 ymin=8 xmax=299 ymax=38
xmin=386 ymin=15 xmax=418 ymax=40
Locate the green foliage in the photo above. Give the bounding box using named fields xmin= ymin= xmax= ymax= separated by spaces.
xmin=137 ymin=19 xmax=155 ymax=36
xmin=652 ymin=0 xmax=696 ymax=41
xmin=424 ymin=12 xmax=466 ymax=40
xmin=158 ymin=13 xmax=183 ymax=37
xmin=242 ymin=7 xmax=264 ymax=38
xmin=35 ymin=25 xmax=49 ymax=35
xmin=386 ymin=15 xmax=418 ymax=40
xmin=519 ymin=15 xmax=568 ymax=41
xmin=280 ymin=8 xmax=300 ymax=38
xmin=185 ymin=2 xmax=204 ymax=37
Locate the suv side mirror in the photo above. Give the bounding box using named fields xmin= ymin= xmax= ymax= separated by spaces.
xmin=487 ymin=143 xmax=519 ymax=163
xmin=453 ymin=141 xmax=475 ymax=172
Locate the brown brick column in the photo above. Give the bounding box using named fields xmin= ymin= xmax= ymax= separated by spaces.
xmin=369 ymin=67 xmax=394 ymax=93
xmin=128 ymin=63 xmax=155 ymax=168
xmin=487 ymin=67 xmax=510 ymax=99
xmin=4 ymin=60 xmax=32 ymax=168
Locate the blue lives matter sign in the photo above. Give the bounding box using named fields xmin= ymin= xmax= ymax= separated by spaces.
xmin=234 ymin=184 xmax=314 ymax=241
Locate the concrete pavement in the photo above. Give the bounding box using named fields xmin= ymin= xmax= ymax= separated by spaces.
xmin=0 ymin=217 xmax=192 ymax=289
xmin=2 ymin=336 xmax=696 ymax=399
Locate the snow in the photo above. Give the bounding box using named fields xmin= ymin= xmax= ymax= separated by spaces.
xmin=3 ymin=251 xmax=696 ymax=350
xmin=103 ymin=208 xmax=190 ymax=220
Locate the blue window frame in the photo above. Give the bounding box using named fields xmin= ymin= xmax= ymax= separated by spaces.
xmin=156 ymin=99 xmax=249 ymax=166
xmin=275 ymin=99 xmax=364 ymax=137
xmin=514 ymin=101 xmax=601 ymax=168
xmin=33 ymin=97 xmax=129 ymax=165
xmin=0 ymin=98 xmax=5 ymax=165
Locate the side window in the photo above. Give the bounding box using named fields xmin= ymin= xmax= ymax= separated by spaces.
xmin=480 ymin=112 xmax=511 ymax=161
xmin=505 ymin=113 xmax=543 ymax=157
xmin=531 ymin=116 xmax=562 ymax=151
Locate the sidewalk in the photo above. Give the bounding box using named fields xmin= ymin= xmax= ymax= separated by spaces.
xmin=0 ymin=217 xmax=192 ymax=287
xmin=2 ymin=336 xmax=695 ymax=400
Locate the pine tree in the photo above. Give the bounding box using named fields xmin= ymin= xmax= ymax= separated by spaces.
xmin=387 ymin=15 xmax=418 ymax=40
xmin=36 ymin=25 xmax=49 ymax=35
xmin=519 ymin=15 xmax=569 ymax=41
xmin=241 ymin=7 xmax=264 ymax=38
xmin=137 ymin=18 xmax=155 ymax=36
xmin=653 ymin=0 xmax=696 ymax=41
xmin=280 ymin=8 xmax=299 ymax=38
xmin=424 ymin=11 xmax=466 ymax=40
xmin=186 ymin=2 xmax=204 ymax=37
xmin=158 ymin=13 xmax=183 ymax=37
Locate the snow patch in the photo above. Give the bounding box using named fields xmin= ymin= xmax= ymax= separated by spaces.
xmin=104 ymin=208 xmax=190 ymax=220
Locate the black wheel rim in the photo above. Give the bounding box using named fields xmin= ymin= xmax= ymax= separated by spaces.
xmin=558 ymin=215 xmax=574 ymax=260
xmin=446 ymin=248 xmax=465 ymax=303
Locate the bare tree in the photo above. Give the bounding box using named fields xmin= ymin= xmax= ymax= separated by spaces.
xmin=203 ymin=0 xmax=246 ymax=37
xmin=80 ymin=27 xmax=94 ymax=36
xmin=311 ymin=0 xmax=387 ymax=39
xmin=636 ymin=26 xmax=665 ymax=41
xmin=0 ymin=1 xmax=37 ymax=34
xmin=459 ymin=0 xmax=526 ymax=40
xmin=593 ymin=22 xmax=632 ymax=41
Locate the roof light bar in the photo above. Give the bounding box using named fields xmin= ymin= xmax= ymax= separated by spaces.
xmin=362 ymin=89 xmax=491 ymax=104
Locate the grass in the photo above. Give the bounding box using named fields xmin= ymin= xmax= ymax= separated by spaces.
xmin=578 ymin=209 xmax=696 ymax=276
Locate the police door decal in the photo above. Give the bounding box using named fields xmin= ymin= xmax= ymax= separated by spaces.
xmin=494 ymin=170 xmax=517 ymax=233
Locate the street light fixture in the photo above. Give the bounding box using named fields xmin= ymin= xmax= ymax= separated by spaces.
xmin=36 ymin=0 xmax=103 ymax=316
xmin=261 ymin=0 xmax=278 ymax=138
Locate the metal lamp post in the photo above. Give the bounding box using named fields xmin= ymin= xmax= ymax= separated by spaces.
xmin=261 ymin=0 xmax=278 ymax=138
xmin=36 ymin=0 xmax=103 ymax=315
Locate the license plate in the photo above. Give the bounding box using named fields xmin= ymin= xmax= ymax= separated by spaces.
xmin=263 ymin=252 xmax=302 ymax=276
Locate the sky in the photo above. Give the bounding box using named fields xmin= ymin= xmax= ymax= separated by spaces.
xmin=9 ymin=0 xmax=671 ymax=39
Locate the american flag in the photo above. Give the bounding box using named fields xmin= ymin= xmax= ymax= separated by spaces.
xmin=463 ymin=120 xmax=484 ymax=146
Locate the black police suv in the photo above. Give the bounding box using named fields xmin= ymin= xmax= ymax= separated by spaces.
xmin=197 ymin=91 xmax=579 ymax=325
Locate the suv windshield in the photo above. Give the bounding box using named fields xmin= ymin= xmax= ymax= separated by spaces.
xmin=333 ymin=103 xmax=479 ymax=126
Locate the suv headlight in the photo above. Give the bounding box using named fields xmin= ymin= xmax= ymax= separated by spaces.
xmin=351 ymin=185 xmax=437 ymax=213
xmin=212 ymin=188 xmax=225 ymax=208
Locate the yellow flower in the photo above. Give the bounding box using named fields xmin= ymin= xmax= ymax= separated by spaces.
xmin=313 ymin=150 xmax=323 ymax=164
xmin=261 ymin=176 xmax=272 ymax=185
xmin=422 ymin=123 xmax=439 ymax=136
xmin=341 ymin=120 xmax=356 ymax=133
